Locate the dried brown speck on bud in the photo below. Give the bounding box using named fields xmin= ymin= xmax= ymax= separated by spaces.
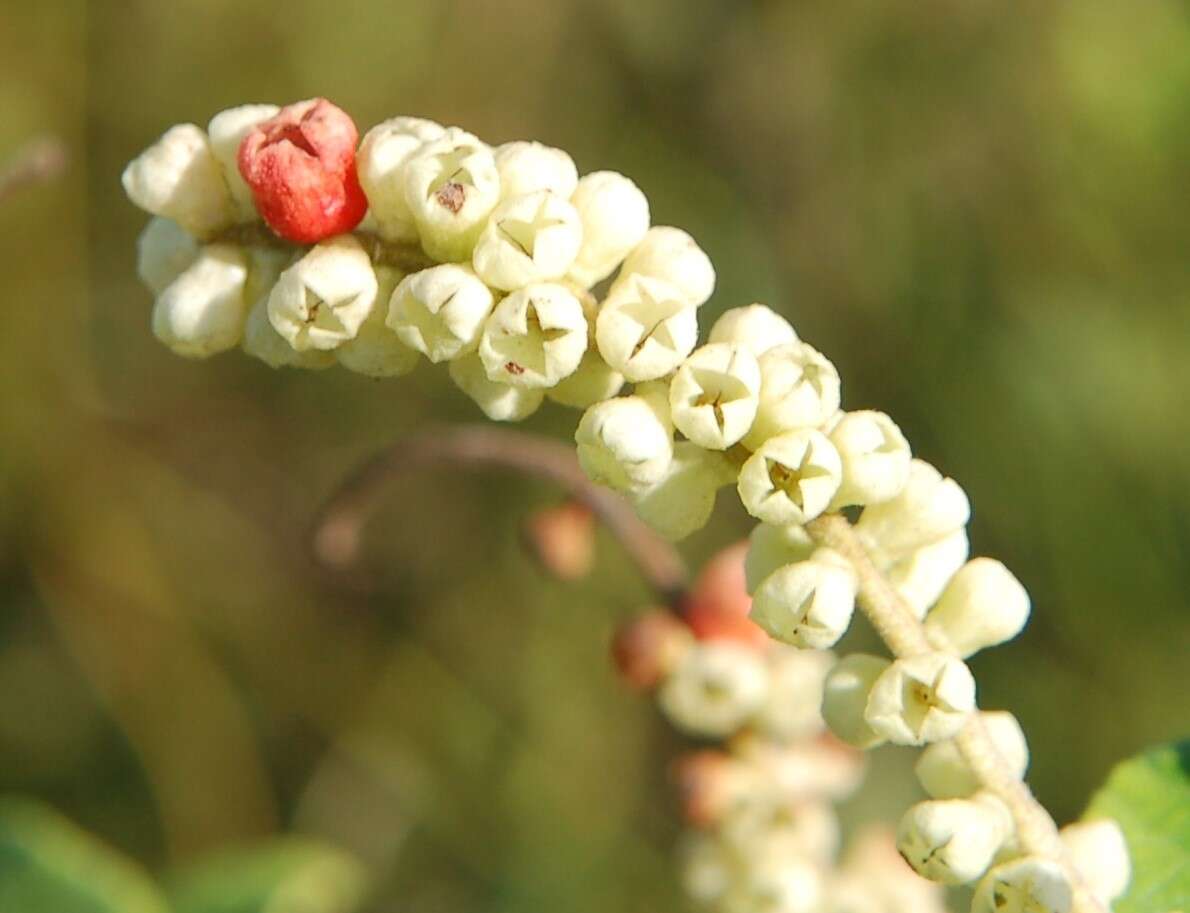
xmin=521 ymin=500 xmax=595 ymax=581
xmin=435 ymin=181 xmax=466 ymax=214
xmin=505 ymin=361 xmax=525 ymax=376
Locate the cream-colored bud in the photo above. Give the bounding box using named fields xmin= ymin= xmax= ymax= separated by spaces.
xmin=855 ymin=459 xmax=970 ymax=557
xmin=668 ymin=343 xmax=761 ymax=449
xmin=137 ymin=217 xmax=199 ymax=294
xmin=357 ymin=116 xmax=445 ymax=242
xmin=337 ymin=266 xmax=418 ymax=378
xmin=387 ymin=264 xmax=494 ymax=363
xmin=241 ymin=248 xmax=334 ymax=370
xmin=737 ymin=430 xmax=842 ymax=525
xmin=1060 ymin=819 xmax=1130 ymax=904
xmin=915 ymin=711 xmax=1029 ymax=799
xmin=631 ymin=443 xmax=733 ymax=541
xmin=721 ymin=854 xmax=823 ymax=913
xmin=634 ymin=378 xmax=675 ymax=432
xmin=268 ymin=235 xmax=377 ymax=351
xmin=478 ymin=283 xmax=587 ymax=388
xmin=743 ymin=342 xmax=842 ymax=449
xmin=864 ymin=652 xmax=976 ymax=746
xmin=545 ymin=348 xmax=624 ymax=408
xmin=885 ymin=529 xmax=970 ymax=619
xmin=822 ymin=654 xmax=890 ymax=749
xmin=680 ymin=834 xmax=733 ymax=905
xmin=971 ymin=856 xmax=1072 ymax=913
xmin=620 ymin=226 xmax=715 ymax=307
xmin=708 ymin=304 xmax=798 ymax=357
xmin=471 ymin=191 xmax=583 ymax=290
xmin=206 ymin=104 xmax=279 ymax=221
xmin=750 ymin=550 xmax=857 ymax=649
xmin=122 ymin=124 xmax=235 ymax=237
xmin=658 ymin=642 xmax=769 ymax=738
xmin=595 ymin=274 xmax=698 ymax=382
xmin=924 ymin=559 xmax=1031 ymax=658
xmin=575 ymin=395 xmax=673 ymax=493
xmin=753 ymin=647 xmax=834 ymax=742
xmin=152 ymin=244 xmax=249 ymax=358
xmin=744 ymin=523 xmax=816 ymax=595
xmin=829 ymin=410 xmax=912 ymax=508
xmin=448 ymin=352 xmax=544 ymax=422
xmin=566 ymin=170 xmax=650 ymax=287
xmin=493 ymin=141 xmax=578 ymax=200
xmin=897 ymin=797 xmax=1010 ymax=885
xmin=403 ymin=129 xmax=500 ymax=262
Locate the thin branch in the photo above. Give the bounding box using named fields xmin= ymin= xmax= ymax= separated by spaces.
xmin=0 ymin=137 xmax=68 ymax=204
xmin=311 ymin=425 xmax=689 ymax=606
xmin=211 ymin=222 xmax=437 ymax=274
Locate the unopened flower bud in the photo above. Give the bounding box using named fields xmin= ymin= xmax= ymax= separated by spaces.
xmin=268 ymin=235 xmax=377 ymax=351
xmin=738 ymin=429 xmax=842 ymax=525
xmin=493 ymin=141 xmax=578 ymax=200
xmin=677 ymin=541 xmax=767 ymax=646
xmin=658 ymin=641 xmax=769 ymax=738
xmin=915 ymin=711 xmax=1029 ymax=799
xmin=566 ymin=171 xmax=650 ymax=287
xmin=595 ymin=274 xmax=698 ymax=382
xmin=612 ymin=609 xmax=694 ymax=690
xmin=668 ymin=343 xmax=761 ymax=449
xmin=356 ymin=116 xmax=445 ymax=242
xmin=735 ymin=732 xmax=868 ymax=801
xmin=754 ymin=646 xmax=834 ymax=742
xmin=137 ymin=217 xmax=199 ymax=294
xmin=207 ymin=104 xmax=280 ymax=221
xmin=152 ymin=244 xmax=249 ymax=358
xmin=822 ymin=654 xmax=890 ymax=749
xmin=708 ymin=304 xmax=798 ymax=357
xmin=897 ymin=796 xmax=1011 ymax=885
xmin=336 ymin=266 xmax=418 ymax=377
xmin=521 ymin=500 xmax=595 ymax=581
xmin=864 ymin=651 xmax=976 ymax=746
xmin=680 ymin=834 xmax=733 ymax=905
xmin=731 ymin=799 xmax=840 ymax=868
xmin=744 ymin=523 xmax=816 ymax=595
xmin=478 ymin=283 xmax=587 ymax=388
xmin=855 ymin=459 xmax=970 ymax=558
xmin=403 ymin=128 xmax=500 ymax=262
xmin=545 ymin=348 xmax=624 ymax=408
xmin=632 ymin=443 xmax=734 ymax=542
xmin=575 ymin=395 xmax=673 ymax=493
xmin=971 ymin=856 xmax=1072 ymax=913
xmin=387 ymin=264 xmax=494 ymax=363
xmin=472 ymin=191 xmax=583 ymax=290
xmin=122 ymin=123 xmax=235 ymax=238
xmin=721 ymin=854 xmax=823 ymax=913
xmin=750 ymin=550 xmax=857 ymax=649
xmin=447 ymin=352 xmax=544 ymax=422
xmin=620 ymin=226 xmax=715 ymax=307
xmin=241 ymin=248 xmax=334 ymax=370
xmin=829 ymin=410 xmax=912 ymax=508
xmin=1060 ymin=819 xmax=1130 ymax=904
xmin=672 ymin=750 xmax=750 ymax=827
xmin=743 ymin=342 xmax=842 ymax=449
xmin=924 ymin=559 xmax=1031 ymax=658
xmin=885 ymin=529 xmax=970 ymax=619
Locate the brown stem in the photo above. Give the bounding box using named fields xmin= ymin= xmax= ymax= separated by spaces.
xmin=211 ymin=222 xmax=437 ymax=274
xmin=0 ymin=137 xmax=68 ymax=203
xmin=311 ymin=425 xmax=689 ymax=605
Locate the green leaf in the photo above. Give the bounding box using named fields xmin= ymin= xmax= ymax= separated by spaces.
xmin=1084 ymin=740 xmax=1190 ymax=913
xmin=0 ymin=796 xmax=169 ymax=913
xmin=166 ymin=837 xmax=368 ymax=913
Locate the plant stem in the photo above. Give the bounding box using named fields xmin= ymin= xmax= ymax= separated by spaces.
xmin=211 ymin=223 xmax=437 ymax=273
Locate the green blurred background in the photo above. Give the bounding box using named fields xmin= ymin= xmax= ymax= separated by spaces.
xmin=1 ymin=1 xmax=1187 ymax=910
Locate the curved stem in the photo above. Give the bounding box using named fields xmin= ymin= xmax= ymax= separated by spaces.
xmin=311 ymin=425 xmax=689 ymax=606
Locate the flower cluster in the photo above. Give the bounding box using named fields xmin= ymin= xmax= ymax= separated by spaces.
xmin=123 ymin=100 xmax=1130 ymax=913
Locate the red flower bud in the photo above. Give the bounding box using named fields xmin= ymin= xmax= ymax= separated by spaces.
xmin=237 ymin=98 xmax=368 ymax=243
xmin=611 ymin=610 xmax=692 ymax=691
xmin=683 ymin=540 xmax=769 ymax=648
xmin=521 ymin=500 xmax=595 ymax=581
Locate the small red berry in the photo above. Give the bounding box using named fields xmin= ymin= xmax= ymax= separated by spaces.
xmin=683 ymin=541 xmax=769 ymax=648
xmin=237 ymin=98 xmax=368 ymax=243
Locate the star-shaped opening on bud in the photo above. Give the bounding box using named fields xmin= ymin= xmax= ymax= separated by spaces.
xmin=988 ymin=876 xmax=1064 ymax=913
xmin=426 ymin=147 xmax=480 ymax=212
xmin=790 ymin=589 xmax=834 ymax=644
xmin=489 ymin=301 xmax=570 ymax=380
xmin=763 ymin=441 xmax=835 ymax=513
xmin=497 ymin=197 xmax=565 ymax=260
xmin=687 ymin=358 xmax=754 ymax=436
xmin=400 ymin=289 xmax=463 ymax=353
xmin=620 ymin=286 xmax=686 ymax=360
xmin=899 ymin=664 xmax=965 ymax=741
xmin=294 ymin=286 xmax=354 ymax=346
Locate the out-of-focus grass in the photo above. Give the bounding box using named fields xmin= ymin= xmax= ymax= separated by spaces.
xmin=0 ymin=1 xmax=1187 ymax=910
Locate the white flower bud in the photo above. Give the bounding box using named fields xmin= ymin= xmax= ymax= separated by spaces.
xmin=915 ymin=711 xmax=1029 ymax=799
xmin=448 ymin=352 xmax=544 ymax=422
xmin=924 ymin=559 xmax=1031 ymax=658
xmin=735 ymin=733 xmax=867 ymax=802
xmin=595 ymin=274 xmax=698 ymax=382
xmin=387 ymin=264 xmax=494 ymax=363
xmin=864 ymin=651 xmax=976 ymax=746
xmin=721 ymin=854 xmax=823 ymax=913
xmin=855 ymin=459 xmax=970 ymax=558
xmin=743 ymin=342 xmax=842 ymax=449
xmin=737 ymin=430 xmax=843 ymax=525
xmin=575 ymin=395 xmax=673 ymax=493
xmin=545 ymin=348 xmax=624 ymax=408
xmin=634 ymin=378 xmax=675 ymax=432
xmin=708 ymin=304 xmax=798 ymax=357
xmin=897 ymin=796 xmax=1011 ymax=885
xmin=336 ymin=266 xmax=418 ymax=378
xmin=829 ymin=410 xmax=912 ymax=508
xmin=822 ymin=654 xmax=890 ymax=749
xmin=152 ymin=244 xmax=249 ymax=358
xmin=471 ymin=191 xmax=583 ymax=290
xmin=122 ymin=124 xmax=235 ymax=238
xmin=478 ymin=283 xmax=587 ymax=388
xmin=886 ymin=529 xmax=970 ymax=619
xmin=753 ymin=647 xmax=834 ymax=742
xmin=668 ymin=343 xmax=761 ymax=449
xmin=493 ymin=141 xmax=578 ymax=200
xmin=745 ymin=523 xmax=816 ymax=595
xmin=680 ymin=834 xmax=733 ymax=905
xmin=241 ymin=248 xmax=334 ymax=370
xmin=1060 ymin=819 xmax=1130 ymax=904
xmin=729 ymin=800 xmax=840 ymax=868
xmin=631 ymin=442 xmax=733 ymax=541
xmin=750 ymin=550 xmax=857 ymax=649
xmin=566 ymin=170 xmax=650 ymax=287
xmin=971 ymin=856 xmax=1072 ymax=913
xmin=268 ymin=235 xmax=378 ymax=351
xmin=357 ymin=116 xmax=445 ymax=242
xmin=658 ymin=641 xmax=769 ymax=738
xmin=403 ymin=129 xmax=500 ymax=262
xmin=206 ymin=104 xmax=279 ymax=221
xmin=620 ymin=226 xmax=715 ymax=307
xmin=137 ymin=217 xmax=199 ymax=294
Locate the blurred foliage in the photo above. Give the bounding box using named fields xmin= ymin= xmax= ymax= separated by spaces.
xmin=0 ymin=1 xmax=1187 ymax=911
